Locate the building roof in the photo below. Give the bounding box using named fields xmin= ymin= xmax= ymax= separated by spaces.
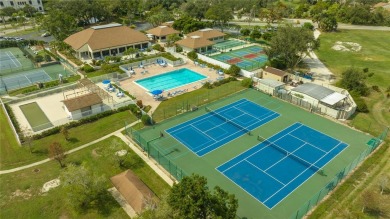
xmin=161 ymin=21 xmax=174 ymax=27
xmin=186 ymin=28 xmax=225 ymax=39
xmin=62 ymin=93 xmax=102 ymax=112
xmin=146 ymin=26 xmax=179 ymax=37
xmin=264 ymin=66 xmax=288 ymax=77
xmin=259 ymin=78 xmax=285 ymax=88
xmin=176 ymin=36 xmax=214 ymax=49
xmin=292 ymin=83 xmax=335 ymax=100
xmin=320 ymin=92 xmax=347 ymax=106
xmin=110 ymin=170 xmax=157 ymax=214
xmin=64 ymin=23 xmax=149 ymax=51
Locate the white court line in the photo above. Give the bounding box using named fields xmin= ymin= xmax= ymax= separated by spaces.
xmin=288 ymin=134 xmax=328 ymax=153
xmin=8 ymin=51 xmax=22 ymax=67
xmin=190 ymin=124 xmax=217 ymax=142
xmin=24 ymin=75 xmax=32 ymax=83
xmin=263 ymin=143 xmax=311 ymax=172
xmin=6 ymin=51 xmax=19 ymax=68
xmin=219 ymin=123 xmax=303 ymax=173
xmin=263 ymin=141 xmax=347 ymax=209
xmin=245 ymin=160 xmax=286 ymax=186
xmin=196 ymin=112 xmax=280 ymax=155
xmin=168 ymin=99 xmax=250 ymax=134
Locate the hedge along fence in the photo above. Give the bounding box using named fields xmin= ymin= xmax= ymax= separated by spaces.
xmin=1 ymin=99 xmax=22 ymax=145
xmin=3 ymin=102 xmax=143 ymax=144
xmin=119 ymin=54 xmax=185 ymax=72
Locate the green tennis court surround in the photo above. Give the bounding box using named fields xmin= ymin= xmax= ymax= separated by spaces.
xmin=19 ymin=102 xmax=53 ymax=132
xmin=127 ymin=89 xmax=374 ymax=219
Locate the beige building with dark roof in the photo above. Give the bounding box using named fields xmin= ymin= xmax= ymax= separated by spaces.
xmin=64 ymin=23 xmax=150 ymax=60
xmin=62 ymin=93 xmax=103 ymax=119
xmin=146 ymin=26 xmax=179 ymax=42
xmin=262 ymin=66 xmax=290 ymax=83
xmin=176 ymin=36 xmax=214 ymax=53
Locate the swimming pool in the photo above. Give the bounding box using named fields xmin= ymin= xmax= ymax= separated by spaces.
xmin=135 ymin=68 xmax=207 ymax=91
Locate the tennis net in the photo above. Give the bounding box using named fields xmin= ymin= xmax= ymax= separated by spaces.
xmin=206 ymin=106 xmax=251 ymax=135
xmin=257 ymin=135 xmax=323 ymax=173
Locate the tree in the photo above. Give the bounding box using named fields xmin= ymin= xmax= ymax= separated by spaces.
xmin=187 ymin=50 xmax=198 ymax=60
xmin=166 ymin=34 xmax=181 ymax=47
xmin=167 ymin=174 xmax=238 ymax=219
xmin=60 ymin=126 xmax=70 ymax=141
xmin=102 ymin=139 xmax=128 ymax=168
xmin=61 ymin=164 xmax=110 ymax=212
xmin=49 ymin=142 xmax=66 ymax=167
xmin=40 ymin=9 xmax=78 ymax=41
xmin=240 ymin=28 xmax=250 ymax=36
xmin=205 ymin=3 xmax=234 ymax=32
xmin=226 ymin=64 xmax=241 ymax=76
xmin=146 ymin=5 xmax=173 ymax=27
xmin=22 ymin=126 xmax=34 ymax=153
xmin=250 ymin=29 xmax=262 ymax=40
xmin=265 ymin=25 xmax=319 ymax=71
xmin=339 ymin=68 xmax=371 ymax=96
xmin=181 ymin=0 xmax=210 ymax=21
xmin=124 ymin=47 xmax=139 ymax=59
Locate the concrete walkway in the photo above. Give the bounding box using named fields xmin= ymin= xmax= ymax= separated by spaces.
xmin=0 ymin=125 xmax=130 ymax=175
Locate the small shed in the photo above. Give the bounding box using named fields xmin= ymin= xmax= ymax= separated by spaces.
xmin=62 ymin=93 xmax=103 ymax=120
xmin=255 ymin=78 xmax=285 ymax=95
xmin=110 ymin=170 xmax=157 ymax=214
xmin=262 ymin=66 xmax=290 ymax=83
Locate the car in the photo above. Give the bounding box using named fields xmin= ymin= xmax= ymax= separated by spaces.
xmin=41 ymin=32 xmax=50 ymax=37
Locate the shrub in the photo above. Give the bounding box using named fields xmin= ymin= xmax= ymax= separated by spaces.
xmin=141 ymin=114 xmax=151 ymax=125
xmin=302 ymin=22 xmax=314 ymax=30
xmin=136 ymin=100 xmax=143 ymax=108
xmin=44 ymin=54 xmax=51 ymax=62
xmin=354 ymin=97 xmax=369 ymax=113
xmin=226 ymin=65 xmax=241 ymax=76
xmin=152 ymin=44 xmax=165 ymax=52
xmin=372 ymin=85 xmax=380 ymax=92
xmin=187 ymin=50 xmax=198 ymax=60
xmin=35 ymin=55 xmax=43 ymax=63
xmin=240 ymin=28 xmax=250 ymax=36
xmin=202 ymin=82 xmax=213 ymax=89
xmin=82 ymin=64 xmax=95 ymax=73
xmin=176 ymin=45 xmax=183 ymax=53
xmin=241 ymin=78 xmax=252 ymax=88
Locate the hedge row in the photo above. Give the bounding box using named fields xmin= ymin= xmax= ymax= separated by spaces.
xmin=4 ymin=104 xmax=23 ymax=141
xmin=31 ymin=104 xmax=141 ymax=140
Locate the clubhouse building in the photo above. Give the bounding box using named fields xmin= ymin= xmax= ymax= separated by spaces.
xmin=64 ymin=23 xmax=150 ymax=60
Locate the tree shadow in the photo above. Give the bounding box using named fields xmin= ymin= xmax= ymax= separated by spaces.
xmin=67 ymin=137 xmax=79 ymax=143
xmin=32 ymin=148 xmax=48 ymax=155
xmin=94 ymin=191 xmax=118 ymax=216
xmin=121 ymin=157 xmax=145 ymax=170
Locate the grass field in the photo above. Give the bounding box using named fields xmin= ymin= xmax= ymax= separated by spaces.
xmin=136 ymin=89 xmax=373 ymax=219
xmin=0 ymin=136 xmax=171 ymax=218
xmin=0 ymin=107 xmax=137 ymax=170
xmin=19 ymin=102 xmax=53 ymax=132
xmin=309 ymin=29 xmax=390 ymax=218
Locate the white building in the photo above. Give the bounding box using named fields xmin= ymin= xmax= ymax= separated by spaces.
xmin=0 ymin=0 xmax=44 ymax=12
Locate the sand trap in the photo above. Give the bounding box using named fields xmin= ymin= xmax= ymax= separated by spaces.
xmin=115 ymin=150 xmax=128 ymax=157
xmin=332 ymin=41 xmax=361 ymax=52
xmin=41 ymin=179 xmax=60 ymax=193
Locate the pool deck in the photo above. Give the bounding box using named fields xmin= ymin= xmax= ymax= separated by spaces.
xmin=119 ymin=61 xmax=226 ymax=114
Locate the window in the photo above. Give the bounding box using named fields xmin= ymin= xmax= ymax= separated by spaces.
xmin=39 ymin=6 xmax=42 ymax=10
xmin=37 ymin=0 xmax=40 ymax=4
xmin=10 ymin=1 xmax=14 ymax=6
xmin=29 ymin=0 xmax=32 ymax=4
xmin=0 ymin=2 xmax=3 ymax=6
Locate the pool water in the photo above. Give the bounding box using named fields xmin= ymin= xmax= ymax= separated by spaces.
xmin=135 ymin=68 xmax=207 ymax=91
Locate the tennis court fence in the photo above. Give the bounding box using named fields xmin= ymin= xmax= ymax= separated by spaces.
xmin=125 ymin=124 xmax=187 ymax=181
xmin=152 ymin=82 xmax=243 ymax=122
xmin=290 ymin=127 xmax=388 ymax=219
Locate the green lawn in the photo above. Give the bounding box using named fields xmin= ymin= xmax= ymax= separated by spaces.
xmin=0 ymin=136 xmax=170 ymax=218
xmin=0 ymin=107 xmax=137 ymax=170
xmin=153 ymin=81 xmax=245 ymax=122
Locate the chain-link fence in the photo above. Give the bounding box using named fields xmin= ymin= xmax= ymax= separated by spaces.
xmin=290 ymin=127 xmax=389 ymax=219
xmin=152 ymin=82 xmax=242 ymax=122
xmin=125 ymin=124 xmax=187 ymax=181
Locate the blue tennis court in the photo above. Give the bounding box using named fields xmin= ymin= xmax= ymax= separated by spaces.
xmin=232 ymin=51 xmax=250 ymax=56
xmin=236 ymin=60 xmax=254 ymax=68
xmin=252 ymin=56 xmax=268 ymax=62
xmin=0 ymin=69 xmax=52 ymax=91
xmin=248 ymin=47 xmax=263 ymax=53
xmin=0 ymin=51 xmax=21 ymax=69
xmin=166 ymin=99 xmax=280 ymax=156
xmin=217 ymin=122 xmax=348 ymax=209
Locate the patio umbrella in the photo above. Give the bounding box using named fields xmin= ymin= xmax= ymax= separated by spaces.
xmin=102 ymin=79 xmax=110 ymax=85
xmin=151 ymin=90 xmax=163 ymax=95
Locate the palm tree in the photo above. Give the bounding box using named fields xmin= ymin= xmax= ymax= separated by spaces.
xmin=124 ymin=47 xmax=139 ymax=59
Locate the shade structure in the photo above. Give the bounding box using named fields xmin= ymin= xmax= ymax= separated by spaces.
xmin=151 ymin=90 xmax=163 ymax=95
